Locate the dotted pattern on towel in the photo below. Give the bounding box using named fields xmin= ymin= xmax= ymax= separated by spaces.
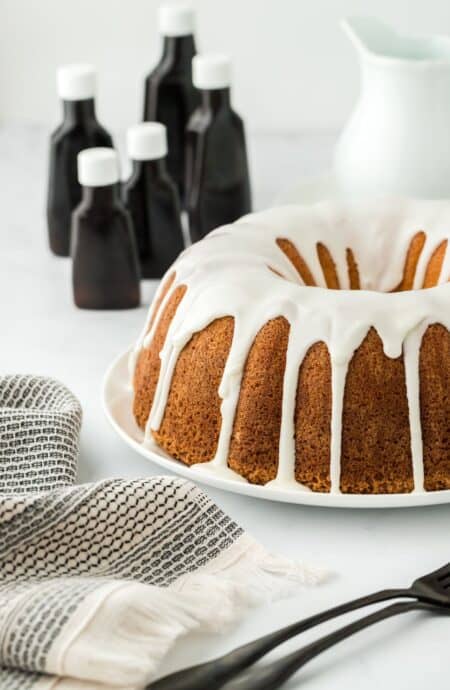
xmin=0 ymin=376 xmax=82 ymax=493
xmin=0 ymin=376 xmax=243 ymax=686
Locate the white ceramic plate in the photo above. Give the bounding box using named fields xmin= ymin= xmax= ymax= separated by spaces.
xmin=103 ymin=350 xmax=450 ymax=509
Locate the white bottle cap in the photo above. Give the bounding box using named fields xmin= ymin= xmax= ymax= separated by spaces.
xmin=57 ymin=64 xmax=96 ymax=101
xmin=127 ymin=123 xmax=168 ymax=161
xmin=159 ymin=4 xmax=195 ymax=37
xmin=192 ymin=54 xmax=231 ymax=90
xmin=77 ymin=148 xmax=119 ymax=187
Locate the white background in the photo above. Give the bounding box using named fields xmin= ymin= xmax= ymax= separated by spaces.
xmin=1 ymin=2 xmax=450 ymax=687
xmin=2 ymin=0 xmax=450 ymax=132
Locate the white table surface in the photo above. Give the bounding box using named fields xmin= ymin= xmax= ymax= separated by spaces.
xmin=1 ymin=124 xmax=449 ymax=689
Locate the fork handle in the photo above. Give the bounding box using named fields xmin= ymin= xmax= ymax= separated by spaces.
xmin=226 ymin=600 xmax=442 ymax=690
xmin=146 ymin=587 xmax=410 ymax=690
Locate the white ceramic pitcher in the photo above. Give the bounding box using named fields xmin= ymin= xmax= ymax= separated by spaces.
xmin=334 ymin=17 xmax=450 ymax=200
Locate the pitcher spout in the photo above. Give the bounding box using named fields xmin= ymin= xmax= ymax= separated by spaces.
xmin=342 ymin=15 xmax=450 ymax=62
xmin=341 ymin=17 xmax=398 ymax=58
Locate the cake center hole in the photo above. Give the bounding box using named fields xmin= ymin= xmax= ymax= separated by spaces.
xmin=276 ymin=235 xmax=449 ymax=292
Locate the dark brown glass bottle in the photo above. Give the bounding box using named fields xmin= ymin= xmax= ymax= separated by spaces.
xmin=47 ymin=65 xmax=112 ymax=257
xmin=72 ymin=149 xmax=140 ymax=310
xmin=122 ymin=123 xmax=184 ymax=279
xmin=143 ymin=5 xmax=199 ymax=199
xmin=185 ymin=56 xmax=251 ymax=243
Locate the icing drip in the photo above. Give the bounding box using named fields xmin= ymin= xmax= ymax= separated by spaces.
xmin=329 ymin=360 xmax=349 ymax=494
xmin=211 ymin=319 xmax=255 ymax=470
xmin=403 ymin=322 xmax=429 ymax=492
xmin=267 ymin=309 xmax=317 ymax=493
xmin=131 ymin=199 xmax=450 ymax=494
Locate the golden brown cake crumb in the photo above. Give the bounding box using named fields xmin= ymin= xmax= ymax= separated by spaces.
xmin=295 ymin=342 xmax=332 ymax=492
xmin=276 ymin=238 xmax=316 ymax=286
xmin=153 ymin=317 xmax=235 ymax=465
xmin=340 ymin=327 xmax=414 ymax=494
xmin=423 ymin=240 xmax=448 ymax=288
xmin=228 ymin=317 xmax=290 ymax=484
xmin=346 ymin=248 xmax=360 ymax=289
xmin=394 ymin=231 xmax=425 ymax=291
xmin=133 ymin=284 xmax=186 ymax=429
xmin=317 ymin=242 xmax=340 ymax=289
xmin=420 ymin=323 xmax=450 ymax=491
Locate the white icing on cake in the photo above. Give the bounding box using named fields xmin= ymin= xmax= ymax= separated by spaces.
xmin=130 ymin=199 xmax=450 ymax=494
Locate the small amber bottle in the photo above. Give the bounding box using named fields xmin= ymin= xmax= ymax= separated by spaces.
xmin=47 ymin=64 xmax=113 ymax=257
xmin=143 ymin=5 xmax=200 ymax=199
xmin=72 ymin=148 xmax=141 ymax=309
xmin=185 ymin=55 xmax=251 ymax=243
xmin=123 ymin=123 xmax=184 ymax=279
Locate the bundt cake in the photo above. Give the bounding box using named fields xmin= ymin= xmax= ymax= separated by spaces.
xmin=130 ymin=200 xmax=450 ymax=494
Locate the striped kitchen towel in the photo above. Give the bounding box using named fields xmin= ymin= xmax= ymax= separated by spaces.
xmin=0 ymin=375 xmax=325 ymax=690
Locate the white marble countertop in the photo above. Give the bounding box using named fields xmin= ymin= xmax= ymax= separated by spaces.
xmin=1 ymin=124 xmax=449 ymax=689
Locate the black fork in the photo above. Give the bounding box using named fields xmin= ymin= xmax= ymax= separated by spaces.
xmin=146 ymin=563 xmax=450 ymax=690
xmin=224 ymin=600 xmax=449 ymax=690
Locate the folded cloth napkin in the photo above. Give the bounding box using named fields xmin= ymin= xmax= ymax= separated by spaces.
xmin=0 ymin=375 xmax=325 ymax=690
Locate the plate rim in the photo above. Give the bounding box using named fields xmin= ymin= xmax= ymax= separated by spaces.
xmin=103 ymin=349 xmax=450 ymax=510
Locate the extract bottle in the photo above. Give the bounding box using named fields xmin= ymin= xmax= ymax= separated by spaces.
xmin=47 ymin=64 xmax=113 ymax=256
xmin=185 ymin=54 xmax=251 ymax=243
xmin=143 ymin=4 xmax=200 ymax=199
xmin=72 ymin=148 xmax=140 ymax=310
xmin=123 ymin=123 xmax=184 ymax=279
